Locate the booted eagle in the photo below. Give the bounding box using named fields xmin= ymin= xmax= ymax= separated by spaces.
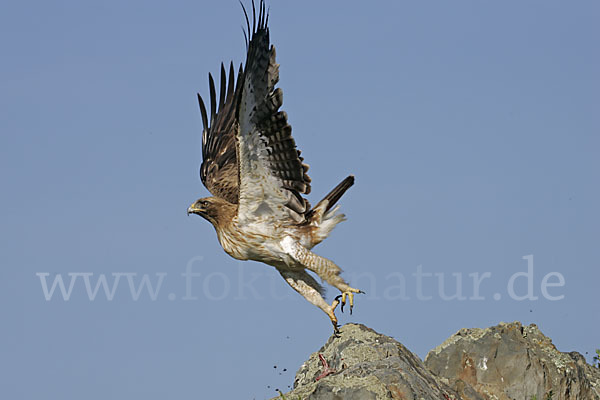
xmin=188 ymin=0 xmax=361 ymax=332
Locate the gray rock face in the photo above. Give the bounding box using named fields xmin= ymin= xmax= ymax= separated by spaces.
xmin=425 ymin=321 xmax=600 ymax=400
xmin=275 ymin=323 xmax=465 ymax=400
xmin=273 ymin=322 xmax=599 ymax=400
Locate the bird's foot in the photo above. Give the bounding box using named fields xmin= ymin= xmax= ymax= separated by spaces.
xmin=335 ymin=287 xmax=364 ymax=315
xmin=327 ymin=300 xmax=341 ymax=336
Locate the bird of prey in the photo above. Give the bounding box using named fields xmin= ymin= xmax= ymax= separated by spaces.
xmin=187 ymin=0 xmax=361 ymax=332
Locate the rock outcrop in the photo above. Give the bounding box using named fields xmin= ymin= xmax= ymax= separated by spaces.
xmin=273 ymin=322 xmax=599 ymax=400
xmin=425 ymin=321 xmax=600 ymax=400
xmin=276 ymin=323 xmax=465 ymax=400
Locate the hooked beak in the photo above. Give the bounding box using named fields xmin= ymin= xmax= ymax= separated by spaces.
xmin=187 ymin=202 xmax=205 ymax=217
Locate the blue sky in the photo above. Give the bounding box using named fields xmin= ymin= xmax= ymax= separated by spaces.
xmin=1 ymin=1 xmax=599 ymax=399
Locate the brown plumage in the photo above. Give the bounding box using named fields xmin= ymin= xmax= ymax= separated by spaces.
xmin=188 ymin=0 xmax=361 ymax=332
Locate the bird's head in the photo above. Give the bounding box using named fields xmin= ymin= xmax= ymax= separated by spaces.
xmin=187 ymin=197 xmax=234 ymax=227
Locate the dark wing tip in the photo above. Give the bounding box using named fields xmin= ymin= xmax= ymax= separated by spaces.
xmin=265 ymin=5 xmax=270 ymax=28
xmin=241 ymin=0 xmax=269 ymax=41
xmin=227 ymin=61 xmax=235 ymax=98
xmin=240 ymin=1 xmax=251 ymax=42
xmin=197 ymin=93 xmax=209 ymax=133
xmin=208 ymin=72 xmax=217 ymax=119
xmin=218 ymin=63 xmax=226 ymax=112
xmin=251 ymin=0 xmax=256 ymax=34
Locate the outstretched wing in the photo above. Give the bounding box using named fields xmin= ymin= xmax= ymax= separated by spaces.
xmin=236 ymin=0 xmax=312 ymax=223
xmin=197 ymin=62 xmax=243 ymax=204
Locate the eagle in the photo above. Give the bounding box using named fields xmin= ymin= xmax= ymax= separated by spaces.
xmin=187 ymin=0 xmax=361 ymax=332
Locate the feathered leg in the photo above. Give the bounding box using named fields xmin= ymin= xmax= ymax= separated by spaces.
xmin=281 ymin=237 xmax=363 ymax=314
xmin=278 ymin=269 xmax=340 ymax=332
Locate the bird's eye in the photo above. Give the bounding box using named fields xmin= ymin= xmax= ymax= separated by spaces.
xmin=201 ymin=200 xmax=209 ymax=207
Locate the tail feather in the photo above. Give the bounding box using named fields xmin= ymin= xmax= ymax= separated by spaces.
xmin=305 ymin=175 xmax=354 ymax=245
xmin=313 ymin=175 xmax=354 ymax=214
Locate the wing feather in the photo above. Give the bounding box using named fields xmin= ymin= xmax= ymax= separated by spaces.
xmin=198 ymin=62 xmax=241 ymax=204
xmin=218 ymin=63 xmax=226 ymax=112
xmin=198 ymin=0 xmax=311 ymax=221
xmin=236 ymin=0 xmax=311 ymax=223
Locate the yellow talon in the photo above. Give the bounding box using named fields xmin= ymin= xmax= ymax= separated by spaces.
xmin=328 ymin=299 xmax=340 ymax=333
xmin=337 ymin=287 xmax=363 ymax=314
